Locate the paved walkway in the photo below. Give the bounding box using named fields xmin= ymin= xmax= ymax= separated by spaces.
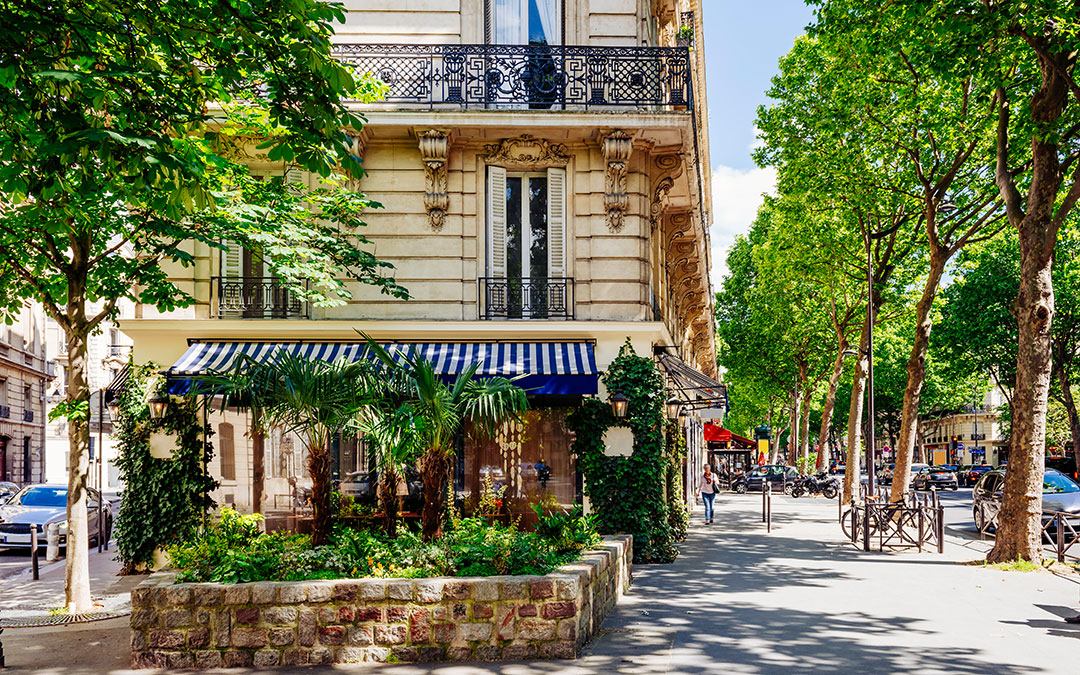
xmin=2 ymin=495 xmax=1078 ymax=673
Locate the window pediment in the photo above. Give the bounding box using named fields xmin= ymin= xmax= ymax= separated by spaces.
xmin=483 ymin=135 xmax=569 ymax=169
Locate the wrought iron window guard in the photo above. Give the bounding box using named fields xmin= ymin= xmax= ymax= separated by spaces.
xmin=479 ymin=277 xmax=574 ymax=320
xmin=214 ymin=277 xmax=308 ymax=319
xmin=333 ymin=44 xmax=692 ymax=110
xmin=22 ymin=409 xmax=32 ymax=422
xmin=0 ymin=405 xmax=9 ymax=419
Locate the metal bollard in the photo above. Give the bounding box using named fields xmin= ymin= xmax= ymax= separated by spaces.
xmin=762 ymin=480 xmax=767 ymax=522
xmin=766 ymin=483 xmax=772 ymax=533
xmin=1 ymin=625 xmax=5 ymax=668
xmin=30 ymin=529 xmax=39 ymax=580
xmin=46 ymin=523 xmax=60 ymax=562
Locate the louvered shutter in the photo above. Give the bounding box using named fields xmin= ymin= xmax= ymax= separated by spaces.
xmin=285 ymin=166 xmax=308 ymax=189
xmin=488 ymin=166 xmax=508 ymax=278
xmin=546 ymin=167 xmax=566 ymax=279
xmin=222 ymin=240 xmax=242 ymax=279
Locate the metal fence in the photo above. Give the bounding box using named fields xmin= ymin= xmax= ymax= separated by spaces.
xmin=478 ymin=277 xmax=574 ymax=320
xmin=333 ymin=43 xmax=692 ymax=110
xmin=841 ymin=488 xmax=945 ymax=553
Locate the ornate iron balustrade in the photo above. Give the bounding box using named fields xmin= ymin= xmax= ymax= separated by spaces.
xmin=479 ymin=277 xmax=574 ymax=320
xmin=215 ymin=277 xmax=308 ymax=319
xmin=333 ymin=44 xmax=692 ymax=109
xmin=22 ymin=409 xmax=32 ymax=422
xmin=0 ymin=405 xmax=9 ymax=419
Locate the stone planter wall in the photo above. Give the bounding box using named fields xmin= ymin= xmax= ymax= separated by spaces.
xmin=129 ymin=535 xmax=631 ymax=668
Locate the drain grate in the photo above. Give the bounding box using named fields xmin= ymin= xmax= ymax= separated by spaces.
xmin=0 ymin=609 xmax=129 ymax=627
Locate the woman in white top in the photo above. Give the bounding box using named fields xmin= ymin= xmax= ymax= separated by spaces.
xmin=697 ymin=465 xmax=719 ymax=524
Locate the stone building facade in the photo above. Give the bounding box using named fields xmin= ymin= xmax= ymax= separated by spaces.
xmin=120 ymin=0 xmax=720 ymax=517
xmin=0 ymin=302 xmax=49 ymax=486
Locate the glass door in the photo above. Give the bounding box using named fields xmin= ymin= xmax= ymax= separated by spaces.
xmin=491 ymin=0 xmax=563 ymax=108
xmin=503 ymin=173 xmax=549 ymax=318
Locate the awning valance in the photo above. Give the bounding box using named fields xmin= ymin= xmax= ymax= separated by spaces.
xmin=166 ymin=341 xmax=599 ymax=396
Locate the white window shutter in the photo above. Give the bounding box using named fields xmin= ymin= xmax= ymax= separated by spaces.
xmin=488 ymin=166 xmax=508 ymax=278
xmin=221 ymin=240 xmax=242 ymax=279
xmin=547 ymin=167 xmax=566 ymax=278
xmin=284 ymin=166 xmax=308 ymax=189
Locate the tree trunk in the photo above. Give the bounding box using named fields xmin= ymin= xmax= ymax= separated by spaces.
xmin=789 ymin=394 xmax=799 ymax=466
xmin=307 ymin=443 xmax=332 ymax=547
xmin=64 ymin=319 xmax=92 ymax=613
xmin=251 ymin=416 xmax=264 ymax=515
xmin=889 ymin=254 xmax=948 ymax=505
xmin=989 ymin=53 xmax=1073 ymax=562
xmin=379 ymin=468 xmax=399 ymax=539
xmin=1053 ymin=354 xmax=1080 ymax=479
xmin=817 ymin=344 xmax=847 ymax=472
xmin=800 ymin=388 xmax=812 ymax=466
xmin=420 ymin=451 xmax=449 ymax=540
xmin=843 ymin=314 xmax=871 ymax=504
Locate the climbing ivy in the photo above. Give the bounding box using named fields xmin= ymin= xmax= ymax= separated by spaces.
xmin=114 ymin=363 xmax=217 ymax=572
xmin=568 ymin=340 xmax=677 ymax=563
xmin=666 ymin=421 xmax=689 ymax=541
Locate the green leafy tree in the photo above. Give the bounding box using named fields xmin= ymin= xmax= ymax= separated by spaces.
xmin=0 ymin=1 xmax=407 ymax=610
xmin=353 ymin=402 xmax=427 ymax=539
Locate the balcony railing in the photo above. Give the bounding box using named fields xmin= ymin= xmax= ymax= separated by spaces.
xmin=215 ymin=277 xmax=308 ymax=319
xmin=0 ymin=405 xmax=9 ymax=419
xmin=22 ymin=409 xmax=33 ymax=422
xmin=479 ymin=277 xmax=574 ymax=320
xmin=333 ymin=44 xmax=692 ymax=110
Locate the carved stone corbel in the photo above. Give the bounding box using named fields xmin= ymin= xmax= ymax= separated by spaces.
xmin=418 ymin=130 xmax=450 ymax=230
xmin=650 ymin=154 xmax=684 ymax=231
xmin=601 ymin=130 xmax=634 ymax=232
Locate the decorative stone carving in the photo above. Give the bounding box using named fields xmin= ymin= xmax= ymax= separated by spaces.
xmin=483 ymin=135 xmax=569 ymax=168
xmin=650 ymin=154 xmax=684 ymax=231
xmin=418 ymin=130 xmax=450 ymax=231
xmin=602 ymin=130 xmax=634 ymax=232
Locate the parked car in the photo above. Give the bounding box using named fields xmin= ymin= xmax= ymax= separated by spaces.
xmin=973 ymin=468 xmax=1080 ymax=531
xmin=830 ymin=463 xmax=846 ymax=475
xmin=960 ymin=464 xmax=993 ymax=487
xmin=732 ymin=465 xmax=799 ymax=494
xmin=912 ymin=465 xmax=959 ymax=491
xmin=338 ymin=469 xmax=423 ymax=511
xmin=0 ymin=484 xmax=112 ymax=549
xmin=0 ymin=482 xmax=18 ymax=504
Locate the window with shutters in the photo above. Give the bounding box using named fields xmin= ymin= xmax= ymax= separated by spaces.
xmin=218 ymin=422 xmax=236 ymax=481
xmin=484 ymin=166 xmax=570 ymax=319
xmin=217 ymin=170 xmax=308 ymax=319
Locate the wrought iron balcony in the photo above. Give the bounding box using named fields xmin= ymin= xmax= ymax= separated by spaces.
xmin=333 ymin=44 xmax=692 ymax=110
xmin=22 ymin=409 xmax=33 ymax=422
xmin=0 ymin=405 xmax=9 ymax=419
xmin=215 ymin=277 xmax=308 ymax=319
xmin=479 ymin=277 xmax=574 ymax=320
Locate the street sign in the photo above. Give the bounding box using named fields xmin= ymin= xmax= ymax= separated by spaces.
xmin=956 ymin=442 xmax=965 ymax=451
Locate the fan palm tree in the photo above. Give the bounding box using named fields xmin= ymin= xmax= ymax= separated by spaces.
xmin=352 ymin=402 xmax=427 ymax=538
xmin=361 ymin=336 xmax=529 ymax=540
xmin=196 ymin=349 xmax=373 ymax=546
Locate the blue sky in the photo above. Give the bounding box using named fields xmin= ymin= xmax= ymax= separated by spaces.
xmin=700 ymin=2 xmax=816 ymax=288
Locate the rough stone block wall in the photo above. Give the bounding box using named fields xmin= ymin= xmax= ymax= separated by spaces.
xmin=130 ymin=535 xmax=631 ymax=668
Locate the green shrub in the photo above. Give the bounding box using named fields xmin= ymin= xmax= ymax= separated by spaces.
xmin=167 ymin=506 xmax=601 ymax=583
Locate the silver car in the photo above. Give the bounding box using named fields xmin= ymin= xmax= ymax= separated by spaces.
xmin=0 ymin=481 xmax=18 ymax=504
xmin=0 ymin=484 xmax=112 ymax=549
xmin=972 ymin=469 xmax=1080 ymax=532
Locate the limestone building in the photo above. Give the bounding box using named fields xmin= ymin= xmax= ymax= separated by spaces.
xmin=121 ymin=0 xmax=720 ymax=517
xmin=0 ymin=302 xmax=49 ymax=486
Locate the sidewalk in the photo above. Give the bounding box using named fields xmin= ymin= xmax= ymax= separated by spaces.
xmin=3 ymin=496 xmax=1079 ymax=673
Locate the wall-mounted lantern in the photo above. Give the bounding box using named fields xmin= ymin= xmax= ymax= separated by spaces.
xmin=610 ymin=392 xmax=629 ymax=419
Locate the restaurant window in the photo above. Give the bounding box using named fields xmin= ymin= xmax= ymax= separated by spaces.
xmin=218 ymin=422 xmax=236 ymax=481
xmin=464 ymin=407 xmax=577 ymax=524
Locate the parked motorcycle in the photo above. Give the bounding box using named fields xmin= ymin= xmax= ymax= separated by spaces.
xmin=791 ymin=472 xmax=839 ymax=499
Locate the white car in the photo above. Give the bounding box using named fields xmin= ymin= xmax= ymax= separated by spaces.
xmin=0 ymin=484 xmax=112 ymax=549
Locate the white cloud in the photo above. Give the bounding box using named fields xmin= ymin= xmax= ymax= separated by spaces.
xmin=707 ymin=164 xmax=777 ymax=291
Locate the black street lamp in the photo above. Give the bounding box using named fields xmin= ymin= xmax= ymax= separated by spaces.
xmin=148 ymin=395 xmax=169 ymax=421
xmin=609 ymin=392 xmax=629 ymax=419
xmin=666 ymin=397 xmax=682 ymax=421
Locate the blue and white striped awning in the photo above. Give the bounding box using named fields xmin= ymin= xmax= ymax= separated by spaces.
xmin=167 ymin=341 xmax=599 ymax=395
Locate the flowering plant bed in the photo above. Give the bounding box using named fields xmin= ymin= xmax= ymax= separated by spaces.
xmin=130 ymin=535 xmax=632 ymax=668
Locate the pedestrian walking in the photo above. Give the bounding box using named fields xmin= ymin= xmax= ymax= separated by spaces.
xmin=698 ymin=465 xmax=719 ymax=524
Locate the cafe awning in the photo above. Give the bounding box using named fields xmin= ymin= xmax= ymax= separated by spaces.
xmin=656 ymin=352 xmax=729 ymax=411
xmin=165 ymin=340 xmax=600 ymax=396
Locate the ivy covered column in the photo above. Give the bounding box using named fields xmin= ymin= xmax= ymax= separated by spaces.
xmin=568 ymin=340 xmax=679 ymax=563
